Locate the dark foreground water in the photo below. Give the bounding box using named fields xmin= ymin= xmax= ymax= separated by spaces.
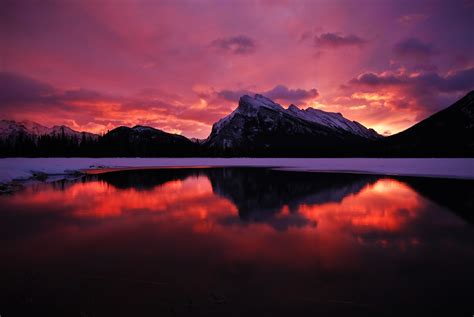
xmin=1 ymin=168 xmax=473 ymax=317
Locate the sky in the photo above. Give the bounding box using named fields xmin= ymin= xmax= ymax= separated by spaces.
xmin=1 ymin=0 xmax=473 ymax=138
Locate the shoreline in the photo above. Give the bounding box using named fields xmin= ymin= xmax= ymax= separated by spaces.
xmin=1 ymin=158 xmax=473 ymax=193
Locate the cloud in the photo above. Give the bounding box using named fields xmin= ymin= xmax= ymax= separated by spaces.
xmin=439 ymin=67 xmax=474 ymax=91
xmin=216 ymin=85 xmax=318 ymax=105
xmin=0 ymin=72 xmax=55 ymax=104
xmin=343 ymin=67 xmax=474 ymax=123
xmin=216 ymin=89 xmax=252 ymax=102
xmin=210 ymin=35 xmax=256 ymax=54
xmin=0 ymin=72 xmax=118 ymax=110
xmin=0 ymin=72 xmax=226 ymax=137
xmin=393 ymin=38 xmax=437 ymax=59
xmin=348 ymin=67 xmax=474 ymax=93
xmin=0 ymin=72 xmax=125 ymax=132
xmin=349 ymin=72 xmax=404 ymax=87
xmin=264 ymin=85 xmax=319 ymax=103
xmin=314 ymin=33 xmax=367 ymax=49
xmin=2 ymin=1 xmax=472 ymax=139
xmin=397 ymin=14 xmax=428 ymax=25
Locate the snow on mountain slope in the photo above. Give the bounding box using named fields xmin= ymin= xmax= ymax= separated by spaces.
xmin=287 ymin=104 xmax=380 ymax=139
xmin=211 ymin=95 xmax=277 ymax=136
xmin=0 ymin=120 xmax=24 ymax=138
xmin=0 ymin=120 xmax=50 ymax=139
xmin=207 ymin=94 xmax=381 ymax=146
xmin=130 ymin=125 xmax=157 ymax=133
xmin=50 ymin=125 xmax=99 ymax=140
xmin=20 ymin=120 xmax=53 ymax=135
xmin=0 ymin=120 xmax=98 ymax=142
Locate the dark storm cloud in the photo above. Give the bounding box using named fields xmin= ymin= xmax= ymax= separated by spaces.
xmin=314 ymin=33 xmax=367 ymax=49
xmin=210 ymin=35 xmax=256 ymax=54
xmin=393 ymin=38 xmax=437 ymax=59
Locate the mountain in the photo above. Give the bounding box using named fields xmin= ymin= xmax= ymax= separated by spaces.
xmin=0 ymin=119 xmax=98 ymax=143
xmin=93 ymin=167 xmax=378 ymax=231
xmin=380 ymin=90 xmax=474 ymax=156
xmin=0 ymin=120 xmax=100 ymax=156
xmin=206 ymin=168 xmax=377 ymax=230
xmin=203 ymin=94 xmax=381 ymax=156
xmin=97 ymin=125 xmax=198 ymax=157
xmin=1 ymin=91 xmax=473 ymax=157
xmin=0 ymin=120 xmax=199 ymax=157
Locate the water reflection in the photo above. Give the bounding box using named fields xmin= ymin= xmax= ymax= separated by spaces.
xmin=1 ymin=168 xmax=473 ymax=316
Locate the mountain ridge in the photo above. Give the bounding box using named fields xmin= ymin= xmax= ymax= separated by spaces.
xmin=1 ymin=91 xmax=473 ymax=157
xmin=203 ymin=94 xmax=381 ymax=154
xmin=208 ymin=94 xmax=380 ymax=140
xmin=0 ymin=119 xmax=99 ymax=142
xmin=97 ymin=125 xmax=197 ymax=156
xmin=380 ymin=90 xmax=474 ymax=156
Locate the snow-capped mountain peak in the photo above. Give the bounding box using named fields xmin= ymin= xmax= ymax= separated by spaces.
xmin=0 ymin=119 xmax=98 ymax=143
xmin=209 ymin=94 xmax=380 ymax=143
xmin=238 ymin=94 xmax=285 ymax=114
xmin=204 ymin=94 xmax=382 ymax=153
xmin=0 ymin=120 xmax=49 ymax=138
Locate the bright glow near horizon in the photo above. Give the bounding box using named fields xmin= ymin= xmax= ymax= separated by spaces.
xmin=1 ymin=0 xmax=473 ymax=138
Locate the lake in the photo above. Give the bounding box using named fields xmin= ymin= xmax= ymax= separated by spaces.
xmin=1 ymin=167 xmax=473 ymax=316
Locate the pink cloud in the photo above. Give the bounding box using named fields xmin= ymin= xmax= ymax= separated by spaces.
xmin=0 ymin=0 xmax=473 ymax=137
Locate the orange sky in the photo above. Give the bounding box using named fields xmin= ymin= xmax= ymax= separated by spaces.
xmin=1 ymin=0 xmax=473 ymax=137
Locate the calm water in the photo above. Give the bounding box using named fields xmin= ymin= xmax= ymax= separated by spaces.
xmin=1 ymin=168 xmax=473 ymax=316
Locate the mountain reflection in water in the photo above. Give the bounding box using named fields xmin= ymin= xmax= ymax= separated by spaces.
xmin=1 ymin=168 xmax=473 ymax=317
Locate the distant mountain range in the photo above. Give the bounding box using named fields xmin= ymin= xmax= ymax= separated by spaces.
xmin=1 ymin=91 xmax=473 ymax=157
xmin=0 ymin=120 xmax=98 ymax=142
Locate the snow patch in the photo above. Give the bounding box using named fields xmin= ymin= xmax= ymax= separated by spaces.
xmin=1 ymin=158 xmax=473 ymax=185
xmin=131 ymin=125 xmax=156 ymax=133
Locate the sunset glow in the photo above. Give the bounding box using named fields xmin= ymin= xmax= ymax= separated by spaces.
xmin=1 ymin=167 xmax=473 ymax=316
xmin=3 ymin=173 xmax=433 ymax=266
xmin=1 ymin=0 xmax=473 ymax=137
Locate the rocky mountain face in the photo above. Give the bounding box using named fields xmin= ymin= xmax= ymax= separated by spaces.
xmin=203 ymin=94 xmax=381 ymax=156
xmin=97 ymin=125 xmax=198 ymax=157
xmin=381 ymin=90 xmax=474 ymax=156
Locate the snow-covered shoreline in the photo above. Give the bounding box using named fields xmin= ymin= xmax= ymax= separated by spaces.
xmin=0 ymin=158 xmax=473 ymax=185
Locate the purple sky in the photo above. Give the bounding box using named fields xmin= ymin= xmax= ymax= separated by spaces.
xmin=1 ymin=0 xmax=473 ymax=137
